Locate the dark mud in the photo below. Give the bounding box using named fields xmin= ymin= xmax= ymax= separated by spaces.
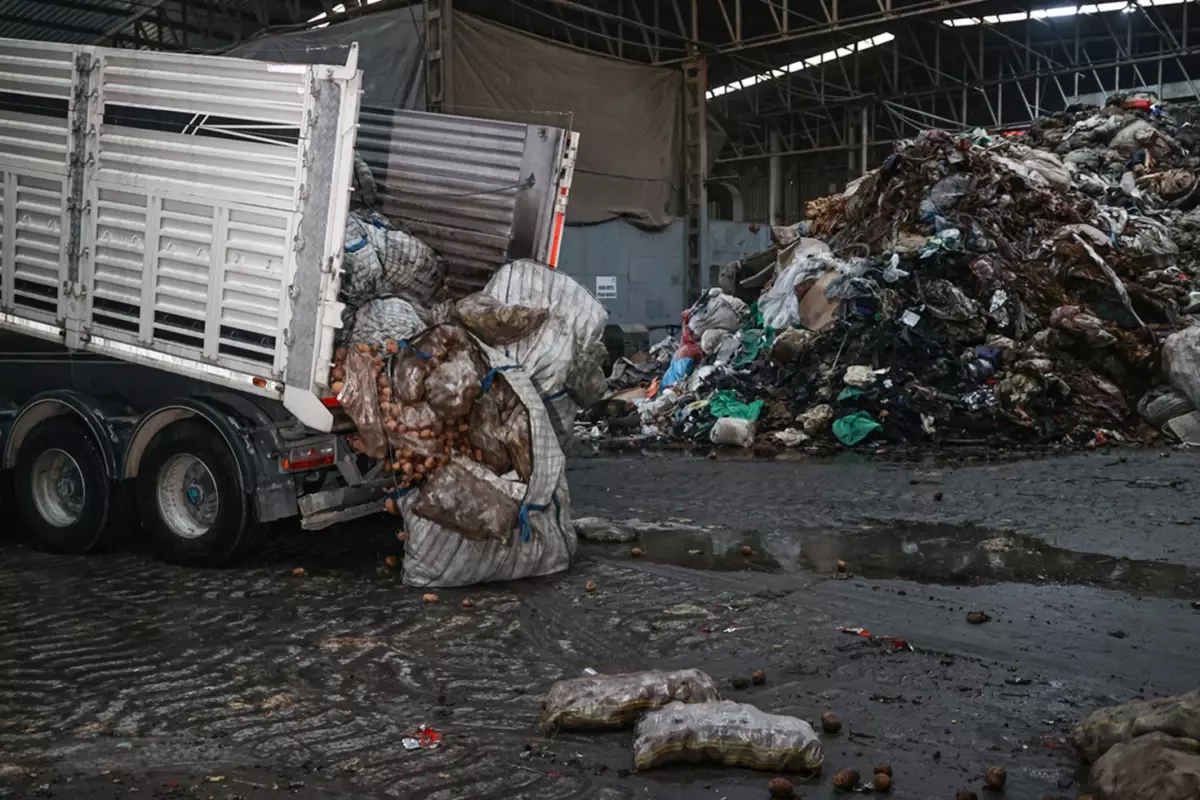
xmin=582 ymin=520 xmax=1200 ymax=600
xmin=1 ymin=450 xmax=1198 ymax=799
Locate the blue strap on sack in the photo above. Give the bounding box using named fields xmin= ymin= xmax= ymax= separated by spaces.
xmin=481 ymin=364 xmax=516 ymax=394
xmin=396 ymin=339 xmax=432 ymax=360
xmin=518 ymin=503 xmax=548 ymax=543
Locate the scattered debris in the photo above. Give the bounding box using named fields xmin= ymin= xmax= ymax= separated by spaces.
xmin=751 ymin=670 xmax=767 ymax=686
xmin=967 ymin=611 xmax=992 ymax=625
xmin=832 ymin=768 xmax=860 ymax=791
xmin=630 ymin=547 xmax=645 ymax=558
xmin=874 ymin=763 xmax=893 ymax=777
xmin=838 ymin=626 xmax=914 ymax=651
xmin=767 ymin=777 xmax=796 ymax=798
xmin=574 ymin=516 xmax=639 ymax=543
xmin=291 ymin=567 xmax=305 ymax=577
xmin=401 ymin=725 xmax=442 ymax=750
xmin=985 ymin=766 xmax=1007 ymax=789
xmin=585 ymin=579 xmax=597 ymax=593
xmin=461 ymin=598 xmax=475 ymax=609
xmin=731 ymin=675 xmax=751 ymax=690
xmin=384 ymin=555 xmax=397 ymax=569
xmin=873 ymin=771 xmax=893 ymax=793
xmin=821 ymin=712 xmax=843 ymax=734
xmin=422 ymin=593 xmax=440 ymax=604
xmin=740 ymin=545 xmax=754 ymax=556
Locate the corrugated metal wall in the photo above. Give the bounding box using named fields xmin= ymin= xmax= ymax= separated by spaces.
xmin=355 ymin=106 xmax=564 ymax=294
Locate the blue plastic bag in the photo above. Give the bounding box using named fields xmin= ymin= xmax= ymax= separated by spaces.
xmin=661 ymin=357 xmax=695 ymax=389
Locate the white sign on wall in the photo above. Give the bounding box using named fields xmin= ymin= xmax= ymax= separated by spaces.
xmin=595 ymin=276 xmax=617 ymax=299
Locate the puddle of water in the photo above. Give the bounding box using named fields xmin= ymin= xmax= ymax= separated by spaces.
xmin=584 ymin=520 xmax=1200 ymax=600
xmin=816 ymin=522 xmax=1200 ymax=599
xmin=581 ymin=526 xmax=782 ymax=572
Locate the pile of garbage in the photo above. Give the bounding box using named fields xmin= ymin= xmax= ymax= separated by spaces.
xmin=588 ymin=96 xmax=1200 ymax=451
xmin=333 ymin=156 xmax=607 ymax=587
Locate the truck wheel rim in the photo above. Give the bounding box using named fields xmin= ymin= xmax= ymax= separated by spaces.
xmin=157 ymin=454 xmax=219 ymax=540
xmin=31 ymin=448 xmax=86 ymax=528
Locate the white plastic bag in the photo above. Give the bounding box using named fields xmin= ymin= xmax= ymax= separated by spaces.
xmin=484 ymin=260 xmax=608 ymax=442
xmin=541 ymin=669 xmax=721 ymax=731
xmin=686 ymin=288 xmax=748 ymax=336
xmin=710 ymin=418 xmax=755 ymax=448
xmin=633 ymin=701 xmax=824 ymax=773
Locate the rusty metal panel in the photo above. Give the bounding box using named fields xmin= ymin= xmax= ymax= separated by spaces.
xmin=355 ymin=106 xmax=565 ymax=294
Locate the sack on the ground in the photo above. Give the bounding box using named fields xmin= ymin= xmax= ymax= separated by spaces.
xmin=454 ymin=292 xmax=549 ymax=346
xmin=1089 ymin=732 xmax=1200 ymax=800
xmin=540 ymin=669 xmax=721 ymax=732
xmin=409 ymin=457 xmax=522 ymax=542
xmin=1072 ymin=689 xmax=1200 ymax=762
xmin=710 ymin=418 xmax=756 ymax=447
xmin=633 ymin=700 xmax=825 ymax=773
xmin=400 ymin=340 xmax=576 ymax=587
xmin=1163 ymin=327 xmax=1200 ymax=408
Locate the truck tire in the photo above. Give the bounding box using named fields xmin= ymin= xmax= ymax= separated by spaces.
xmin=136 ymin=421 xmax=256 ymax=566
xmin=13 ymin=417 xmax=119 ymax=554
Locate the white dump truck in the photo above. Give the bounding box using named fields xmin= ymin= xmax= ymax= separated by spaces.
xmin=0 ymin=37 xmax=578 ymax=564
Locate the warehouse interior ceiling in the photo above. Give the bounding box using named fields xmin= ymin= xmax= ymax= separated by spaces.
xmin=5 ymin=0 xmax=1200 ymax=173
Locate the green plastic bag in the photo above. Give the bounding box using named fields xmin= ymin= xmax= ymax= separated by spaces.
xmin=734 ymin=328 xmax=775 ymax=367
xmin=837 ymin=387 xmax=863 ymax=402
xmin=709 ymin=390 xmax=763 ymax=421
xmin=832 ymin=411 xmax=882 ymax=446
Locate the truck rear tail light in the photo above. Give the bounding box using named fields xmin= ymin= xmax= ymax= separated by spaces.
xmin=321 ymin=396 xmax=341 ymax=408
xmin=280 ymin=442 xmax=336 ymax=472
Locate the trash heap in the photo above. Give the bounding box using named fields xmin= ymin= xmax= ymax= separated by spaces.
xmin=591 ymin=97 xmax=1200 ymax=450
xmin=332 ymin=155 xmax=608 ymax=587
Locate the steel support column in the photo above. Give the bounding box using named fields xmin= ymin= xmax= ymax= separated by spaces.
xmin=683 ymin=55 xmax=708 ymax=302
xmin=424 ymin=0 xmax=453 ymax=113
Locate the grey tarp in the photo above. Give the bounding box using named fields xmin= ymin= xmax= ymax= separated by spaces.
xmin=450 ymin=13 xmax=682 ymax=228
xmin=226 ymin=7 xmax=425 ymax=110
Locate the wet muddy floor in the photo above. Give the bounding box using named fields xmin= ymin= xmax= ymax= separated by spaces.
xmin=2 ymin=449 xmax=1199 ymax=799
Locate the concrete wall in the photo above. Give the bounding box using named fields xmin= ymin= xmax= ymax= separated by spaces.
xmin=557 ymin=219 xmax=768 ymax=328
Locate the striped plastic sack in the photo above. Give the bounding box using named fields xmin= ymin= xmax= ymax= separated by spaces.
xmin=633 ymin=701 xmax=825 ymax=774
xmin=541 ymin=669 xmax=721 ymax=732
xmin=344 ymin=297 xmax=425 ymax=349
xmin=341 ymin=213 xmax=383 ymax=308
xmin=483 ymin=260 xmax=608 ymax=442
xmin=381 ymin=226 xmax=446 ymax=307
xmin=400 ymin=341 xmax=576 ymax=588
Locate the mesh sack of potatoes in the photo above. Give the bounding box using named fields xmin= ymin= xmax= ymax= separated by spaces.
xmin=540 ymin=669 xmax=721 ymax=732
xmin=632 ymin=701 xmax=824 ymax=774
xmin=331 ymin=309 xmax=577 ymax=587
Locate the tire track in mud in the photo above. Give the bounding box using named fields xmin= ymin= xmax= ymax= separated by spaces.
xmin=1 ymin=542 xmax=756 ymax=799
